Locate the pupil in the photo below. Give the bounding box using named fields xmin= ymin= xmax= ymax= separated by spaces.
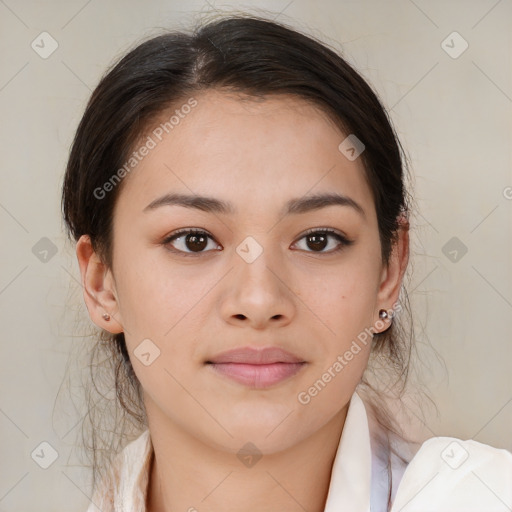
xmin=187 ymin=233 xmax=207 ymax=252
xmin=308 ymin=233 xmax=327 ymax=251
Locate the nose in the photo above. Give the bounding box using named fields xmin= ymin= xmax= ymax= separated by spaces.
xmin=219 ymin=250 xmax=295 ymax=330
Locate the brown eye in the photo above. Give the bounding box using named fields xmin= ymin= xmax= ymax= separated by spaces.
xmin=162 ymin=227 xmax=353 ymax=257
xmin=293 ymin=228 xmax=353 ymax=254
xmin=306 ymin=232 xmax=329 ymax=251
xmin=163 ymin=229 xmax=220 ymax=255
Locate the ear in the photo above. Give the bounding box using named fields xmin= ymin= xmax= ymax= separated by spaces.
xmin=76 ymin=234 xmax=124 ymax=333
xmin=375 ymin=214 xmax=410 ymax=326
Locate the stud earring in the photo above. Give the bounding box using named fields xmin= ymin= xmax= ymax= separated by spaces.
xmin=102 ymin=313 xmax=111 ymax=321
xmin=378 ymin=309 xmax=389 ymax=320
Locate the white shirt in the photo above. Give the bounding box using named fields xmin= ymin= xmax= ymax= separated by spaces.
xmin=87 ymin=391 xmax=512 ymax=511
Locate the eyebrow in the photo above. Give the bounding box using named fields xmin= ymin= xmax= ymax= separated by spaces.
xmin=143 ymin=192 xmax=366 ymax=218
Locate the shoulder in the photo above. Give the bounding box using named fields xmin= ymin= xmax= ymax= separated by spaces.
xmin=391 ymin=436 xmax=512 ymax=511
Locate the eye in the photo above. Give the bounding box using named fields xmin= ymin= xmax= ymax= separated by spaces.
xmin=292 ymin=228 xmax=353 ymax=254
xmin=162 ymin=227 xmax=353 ymax=257
xmin=162 ymin=228 xmax=220 ymax=255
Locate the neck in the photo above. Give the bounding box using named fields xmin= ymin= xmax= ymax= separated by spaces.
xmin=145 ymin=400 xmax=348 ymax=512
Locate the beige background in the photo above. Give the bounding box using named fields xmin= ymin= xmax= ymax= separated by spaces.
xmin=0 ymin=1 xmax=511 ymax=510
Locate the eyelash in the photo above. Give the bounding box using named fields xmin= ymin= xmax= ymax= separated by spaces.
xmin=161 ymin=227 xmax=354 ymax=257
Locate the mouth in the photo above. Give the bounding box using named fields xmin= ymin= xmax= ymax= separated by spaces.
xmin=205 ymin=346 xmax=307 ymax=389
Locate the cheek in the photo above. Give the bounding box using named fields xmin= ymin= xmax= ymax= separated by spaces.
xmin=113 ymin=255 xmax=213 ymax=376
xmin=316 ymin=261 xmax=380 ymax=326
xmin=305 ymin=257 xmax=379 ymax=386
xmin=112 ymin=242 xmax=182 ymax=329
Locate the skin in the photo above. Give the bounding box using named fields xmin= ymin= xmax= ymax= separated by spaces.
xmin=76 ymin=89 xmax=409 ymax=512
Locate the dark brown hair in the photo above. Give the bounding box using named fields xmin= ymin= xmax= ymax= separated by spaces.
xmin=62 ymin=13 xmax=422 ymax=509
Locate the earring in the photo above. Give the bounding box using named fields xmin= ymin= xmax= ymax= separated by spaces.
xmin=102 ymin=313 xmax=111 ymax=321
xmin=378 ymin=309 xmax=389 ymax=320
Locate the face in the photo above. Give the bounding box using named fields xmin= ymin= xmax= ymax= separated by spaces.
xmin=80 ymin=89 xmax=405 ymax=454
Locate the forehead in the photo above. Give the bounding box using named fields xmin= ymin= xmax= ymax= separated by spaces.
xmin=116 ymin=90 xmax=374 ymax=217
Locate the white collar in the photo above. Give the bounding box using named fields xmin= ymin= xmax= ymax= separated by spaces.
xmin=324 ymin=390 xmax=409 ymax=511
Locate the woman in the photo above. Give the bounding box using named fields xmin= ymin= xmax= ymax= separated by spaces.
xmin=61 ymin=14 xmax=512 ymax=512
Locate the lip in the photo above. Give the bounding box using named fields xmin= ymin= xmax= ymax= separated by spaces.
xmin=207 ymin=346 xmax=304 ymax=364
xmin=205 ymin=346 xmax=306 ymax=388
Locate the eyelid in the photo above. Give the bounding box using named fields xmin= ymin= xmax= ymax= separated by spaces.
xmin=161 ymin=227 xmax=218 ymax=246
xmin=298 ymin=226 xmax=351 ymax=240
